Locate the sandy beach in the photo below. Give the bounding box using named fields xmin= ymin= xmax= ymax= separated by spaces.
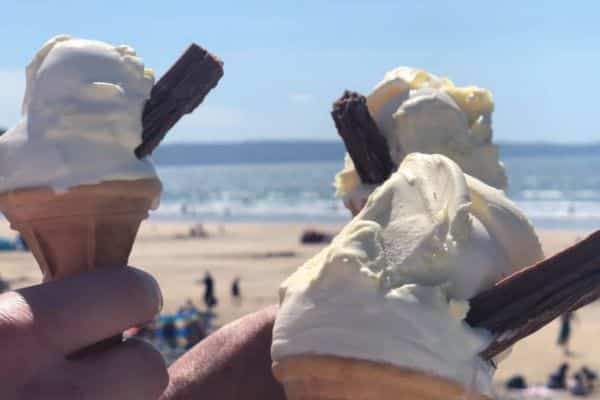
xmin=0 ymin=220 xmax=596 ymax=398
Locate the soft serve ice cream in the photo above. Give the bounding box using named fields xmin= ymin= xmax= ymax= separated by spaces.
xmin=0 ymin=35 xmax=156 ymax=192
xmin=273 ymin=153 xmax=543 ymax=396
xmin=335 ymin=67 xmax=506 ymax=212
xmin=0 ymin=35 xmax=162 ymax=284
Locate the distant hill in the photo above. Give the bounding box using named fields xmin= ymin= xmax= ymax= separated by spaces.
xmin=152 ymin=140 xmax=600 ymax=166
xmin=153 ymin=141 xmax=346 ymax=165
xmin=499 ymin=142 xmax=600 ymax=157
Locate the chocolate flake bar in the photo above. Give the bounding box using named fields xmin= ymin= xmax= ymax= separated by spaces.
xmin=331 ymin=91 xmax=395 ymax=184
xmin=467 ymin=230 xmax=600 ymax=359
xmin=135 ymin=43 xmax=224 ymax=158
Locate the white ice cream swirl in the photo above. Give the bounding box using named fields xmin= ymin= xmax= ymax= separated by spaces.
xmin=335 ymin=67 xmax=507 ymax=209
xmin=0 ymin=35 xmax=156 ymax=192
xmin=273 ymin=153 xmax=543 ymax=396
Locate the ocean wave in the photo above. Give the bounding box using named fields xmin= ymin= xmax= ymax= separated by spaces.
xmin=149 ymin=198 xmax=600 ymax=230
xmin=517 ymin=189 xmax=600 ymax=201
xmin=515 ymin=200 xmax=600 ymax=219
xmin=152 ymin=198 xmax=349 ymax=223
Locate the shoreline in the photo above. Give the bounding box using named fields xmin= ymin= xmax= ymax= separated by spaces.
xmin=147 ymin=214 xmax=600 ymax=231
xmin=3 ymin=207 xmax=598 ymax=231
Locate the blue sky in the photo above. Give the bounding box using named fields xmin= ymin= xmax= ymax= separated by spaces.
xmin=1 ymin=0 xmax=599 ymax=143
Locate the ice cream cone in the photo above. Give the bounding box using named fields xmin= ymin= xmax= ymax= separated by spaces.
xmin=273 ymin=355 xmax=491 ymax=400
xmin=0 ymin=178 xmax=161 ymax=281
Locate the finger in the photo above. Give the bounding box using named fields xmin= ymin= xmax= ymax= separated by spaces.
xmin=0 ymin=291 xmax=52 ymax=376
xmin=22 ymin=339 xmax=168 ymax=400
xmin=17 ymin=267 xmax=162 ymax=355
xmin=163 ymin=305 xmax=284 ymax=400
xmin=70 ymin=339 xmax=168 ymax=400
xmin=18 ymin=340 xmax=169 ymax=400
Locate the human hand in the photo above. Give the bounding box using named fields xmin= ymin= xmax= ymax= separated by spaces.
xmin=161 ymin=305 xmax=285 ymax=400
xmin=1 ymin=267 xmax=168 ymax=400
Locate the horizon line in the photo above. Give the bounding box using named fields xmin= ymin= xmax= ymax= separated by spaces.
xmin=161 ymin=139 xmax=600 ymax=146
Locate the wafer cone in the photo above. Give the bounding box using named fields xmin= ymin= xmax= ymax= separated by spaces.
xmin=0 ymin=178 xmax=161 ymax=281
xmin=273 ymin=355 xmax=490 ymax=400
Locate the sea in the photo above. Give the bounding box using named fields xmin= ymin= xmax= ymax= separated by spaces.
xmin=154 ymin=153 xmax=600 ymax=231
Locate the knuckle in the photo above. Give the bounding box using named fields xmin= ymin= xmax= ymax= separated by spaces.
xmin=0 ymin=292 xmax=39 ymax=382
xmin=0 ymin=292 xmax=34 ymax=343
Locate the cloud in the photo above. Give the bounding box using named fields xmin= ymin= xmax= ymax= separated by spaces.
xmin=0 ymin=70 xmax=25 ymax=129
xmin=289 ymin=93 xmax=313 ymax=104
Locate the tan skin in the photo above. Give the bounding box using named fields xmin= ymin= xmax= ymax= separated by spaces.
xmin=1 ymin=266 xmax=283 ymax=399
xmin=160 ymin=305 xmax=285 ymax=400
xmin=0 ymin=267 xmax=167 ymax=400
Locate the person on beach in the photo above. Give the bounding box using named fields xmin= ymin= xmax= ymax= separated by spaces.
xmin=570 ymin=372 xmax=591 ymax=396
xmin=547 ymin=363 xmax=569 ymax=389
xmin=0 ymin=266 xmax=286 ymax=400
xmin=179 ymin=298 xmax=199 ymax=313
xmin=231 ymin=277 xmax=241 ymax=300
xmin=184 ymin=316 xmax=206 ymax=350
xmin=558 ymin=311 xmax=577 ymax=356
xmin=200 ymin=272 xmax=217 ymax=308
xmin=161 ymin=316 xmax=178 ymax=350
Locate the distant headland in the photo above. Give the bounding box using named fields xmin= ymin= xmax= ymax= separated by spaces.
xmin=152 ymin=140 xmax=600 ymax=166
